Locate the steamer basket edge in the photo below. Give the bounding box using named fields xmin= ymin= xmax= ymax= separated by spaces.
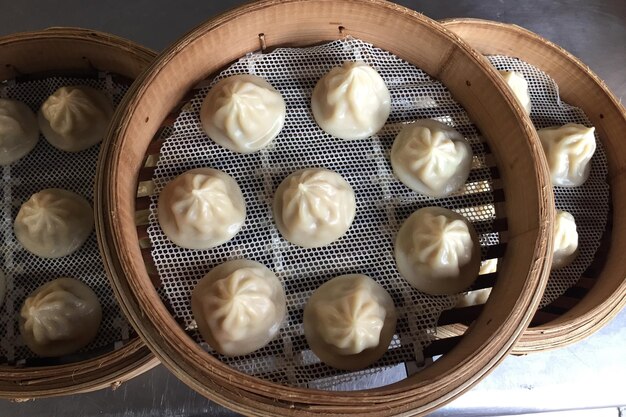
xmin=97 ymin=1 xmax=553 ymax=415
xmin=442 ymin=17 xmax=626 ymax=354
xmin=0 ymin=27 xmax=159 ymax=399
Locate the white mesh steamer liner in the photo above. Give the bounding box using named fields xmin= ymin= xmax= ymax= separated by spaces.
xmin=0 ymin=74 xmax=132 ymax=364
xmin=488 ymin=56 xmax=609 ymax=308
xmin=148 ymin=38 xmax=501 ymax=388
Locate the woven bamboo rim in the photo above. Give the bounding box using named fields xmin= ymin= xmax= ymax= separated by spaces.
xmin=0 ymin=28 xmax=159 ymax=399
xmin=97 ymin=1 xmax=553 ymax=415
xmin=442 ymin=18 xmax=626 ymax=354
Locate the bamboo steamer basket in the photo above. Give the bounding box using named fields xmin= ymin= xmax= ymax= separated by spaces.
xmin=442 ymin=18 xmax=626 ymax=354
xmin=0 ymin=28 xmax=159 ymax=399
xmin=96 ymin=1 xmax=554 ymax=415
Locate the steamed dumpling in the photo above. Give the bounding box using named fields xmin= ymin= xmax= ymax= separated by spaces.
xmin=200 ymin=74 xmax=286 ymax=153
xmin=14 ymin=189 xmax=94 ymax=258
xmin=456 ymin=259 xmax=497 ymax=308
xmin=0 ymin=98 xmax=39 ymax=165
xmin=38 ymin=86 xmax=114 ymax=152
xmin=303 ymin=274 xmax=396 ymax=371
xmin=552 ymin=210 xmax=578 ymax=270
xmin=499 ymin=71 xmax=531 ymax=115
xmin=19 ymin=277 xmax=102 ymax=357
xmin=191 ymin=259 xmax=286 ymax=356
xmin=391 ymin=119 xmax=472 ymax=197
xmin=395 ymin=206 xmax=480 ymax=295
xmin=311 ymin=61 xmax=390 ymax=140
xmin=538 ymin=123 xmax=596 ymax=187
xmin=158 ymin=168 xmax=246 ymax=249
xmin=273 ymin=168 xmax=355 ymax=247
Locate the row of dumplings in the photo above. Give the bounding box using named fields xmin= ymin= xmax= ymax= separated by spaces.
xmin=159 ymin=163 xmax=483 ymax=296
xmin=3 ymin=184 xmax=103 ymax=359
xmin=0 ymin=86 xmax=113 ymax=163
xmin=0 ymin=85 xmax=113 ymax=358
xmin=201 ymin=62 xmax=596 ymax=191
xmin=193 ymin=259 xmax=394 ymax=371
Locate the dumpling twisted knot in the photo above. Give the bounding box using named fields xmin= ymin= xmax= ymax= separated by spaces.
xmin=170 ymin=173 xmax=244 ymax=236
xmin=191 ymin=259 xmax=286 ymax=356
xmin=42 ymin=87 xmax=108 ymax=137
xmin=206 ymin=267 xmax=276 ymax=342
xmin=314 ymin=281 xmax=386 ymax=354
xmin=391 ymin=119 xmax=472 ymax=198
xmin=201 ymin=74 xmax=285 ymax=153
xmin=409 ymin=212 xmax=473 ymax=279
xmin=22 ymin=285 xmax=88 ymax=344
xmin=274 ymin=168 xmax=355 ymax=247
xmin=19 ymin=277 xmax=102 ymax=357
xmin=312 ymin=61 xmax=390 ymax=140
xmin=538 ymin=123 xmax=596 ymax=187
xmin=14 ymin=189 xmax=94 ymax=258
xmin=158 ymin=168 xmax=246 ymax=249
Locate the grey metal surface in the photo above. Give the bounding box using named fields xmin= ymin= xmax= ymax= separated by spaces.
xmin=0 ymin=0 xmax=625 ymax=416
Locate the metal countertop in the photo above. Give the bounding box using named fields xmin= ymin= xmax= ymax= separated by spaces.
xmin=0 ymin=1 xmax=624 ymax=416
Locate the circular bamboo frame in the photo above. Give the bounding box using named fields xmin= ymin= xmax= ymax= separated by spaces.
xmin=97 ymin=1 xmax=553 ymax=415
xmin=443 ymin=18 xmax=626 ymax=354
xmin=0 ymin=28 xmax=159 ymax=399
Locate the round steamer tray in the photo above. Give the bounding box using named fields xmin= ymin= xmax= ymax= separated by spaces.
xmin=0 ymin=28 xmax=158 ymax=399
xmin=97 ymin=1 xmax=553 ymax=416
xmin=442 ymin=18 xmax=626 ymax=354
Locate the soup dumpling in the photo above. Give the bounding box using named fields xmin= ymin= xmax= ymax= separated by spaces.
xmin=499 ymin=71 xmax=531 ymax=115
xmin=391 ymin=119 xmax=472 ymax=198
xmin=273 ymin=168 xmax=355 ymax=248
xmin=14 ymin=188 xmax=94 ymax=258
xmin=0 ymin=98 xmax=39 ymax=165
xmin=552 ymin=210 xmax=578 ymax=270
xmin=200 ymin=74 xmax=286 ymax=153
xmin=191 ymin=259 xmax=286 ymax=356
xmin=395 ymin=206 xmax=480 ymax=295
xmin=158 ymin=168 xmax=246 ymax=249
xmin=312 ymin=61 xmax=390 ymax=140
xmin=20 ymin=277 xmax=102 ymax=357
xmin=38 ymin=86 xmax=114 ymax=152
xmin=538 ymin=123 xmax=596 ymax=187
xmin=303 ymin=274 xmax=396 ymax=371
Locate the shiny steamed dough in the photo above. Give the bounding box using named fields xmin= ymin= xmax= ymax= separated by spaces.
xmin=19 ymin=277 xmax=102 ymax=357
xmin=14 ymin=188 xmax=94 ymax=258
xmin=552 ymin=210 xmax=579 ymax=270
xmin=273 ymin=168 xmax=356 ymax=248
xmin=395 ymin=206 xmax=481 ymax=295
xmin=537 ymin=123 xmax=596 ymax=187
xmin=456 ymin=259 xmax=497 ymax=308
xmin=391 ymin=119 xmax=473 ymax=198
xmin=0 ymin=98 xmax=39 ymax=165
xmin=38 ymin=86 xmax=114 ymax=152
xmin=303 ymin=274 xmax=397 ymax=371
xmin=157 ymin=168 xmax=246 ymax=249
xmin=311 ymin=61 xmax=390 ymax=140
xmin=498 ymin=71 xmax=532 ymax=115
xmin=191 ymin=259 xmax=286 ymax=356
xmin=200 ymin=74 xmax=286 ymax=153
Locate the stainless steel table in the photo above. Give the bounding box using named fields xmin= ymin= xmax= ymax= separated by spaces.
xmin=0 ymin=1 xmax=624 ymax=416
